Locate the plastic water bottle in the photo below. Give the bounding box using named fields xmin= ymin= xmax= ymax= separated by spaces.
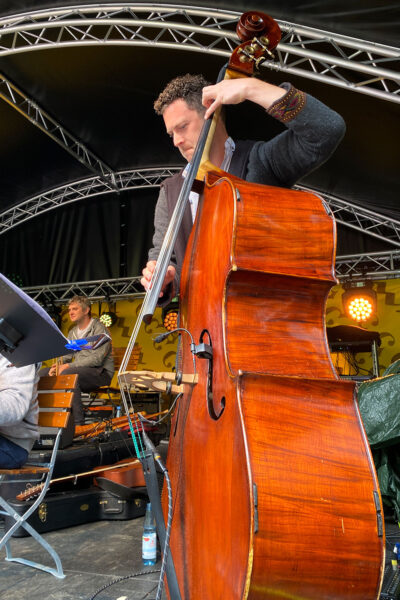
xmin=142 ymin=502 xmax=157 ymax=565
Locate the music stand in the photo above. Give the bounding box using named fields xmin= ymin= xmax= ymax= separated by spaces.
xmin=0 ymin=273 xmax=72 ymax=366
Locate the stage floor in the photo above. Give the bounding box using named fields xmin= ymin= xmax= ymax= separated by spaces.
xmin=0 ymin=515 xmax=166 ymax=600
xmin=0 ymin=512 xmax=399 ymax=599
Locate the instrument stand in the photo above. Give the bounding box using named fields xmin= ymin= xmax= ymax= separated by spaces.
xmin=141 ymin=450 xmax=182 ymax=600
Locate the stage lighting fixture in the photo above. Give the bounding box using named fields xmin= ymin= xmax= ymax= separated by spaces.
xmin=342 ymin=282 xmax=377 ymax=323
xmin=100 ymin=311 xmax=118 ymax=328
xmin=163 ymin=310 xmax=178 ymax=332
xmin=162 ymin=298 xmax=179 ymax=332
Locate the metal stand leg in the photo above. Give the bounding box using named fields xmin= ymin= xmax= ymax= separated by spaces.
xmin=141 ymin=451 xmax=182 ymax=600
xmin=371 ymin=340 xmax=380 ymax=377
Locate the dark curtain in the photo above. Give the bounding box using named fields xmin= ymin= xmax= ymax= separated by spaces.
xmin=126 ymin=187 xmax=158 ymax=277
xmin=0 ymin=189 xmax=156 ymax=287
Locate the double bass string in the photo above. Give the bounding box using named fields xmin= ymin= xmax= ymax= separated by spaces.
xmin=114 ymin=62 xmax=236 ymax=600
xmin=117 ymin=72 xmax=225 ymax=456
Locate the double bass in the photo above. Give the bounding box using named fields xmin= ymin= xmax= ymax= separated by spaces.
xmin=122 ymin=11 xmax=385 ymax=600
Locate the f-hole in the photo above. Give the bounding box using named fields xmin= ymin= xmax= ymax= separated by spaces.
xmin=199 ymin=329 xmax=225 ymax=420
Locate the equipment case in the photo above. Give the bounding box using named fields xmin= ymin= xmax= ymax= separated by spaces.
xmin=5 ymin=486 xmax=148 ymax=537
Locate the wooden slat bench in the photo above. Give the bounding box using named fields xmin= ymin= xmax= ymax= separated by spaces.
xmin=0 ymin=374 xmax=77 ymax=578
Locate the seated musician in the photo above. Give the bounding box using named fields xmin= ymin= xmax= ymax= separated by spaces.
xmin=41 ymin=296 xmax=114 ymax=426
xmin=141 ymin=74 xmax=346 ymax=299
xmin=0 ymin=355 xmax=40 ymax=468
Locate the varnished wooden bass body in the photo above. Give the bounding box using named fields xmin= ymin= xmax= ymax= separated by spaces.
xmin=164 ymin=172 xmax=385 ymax=599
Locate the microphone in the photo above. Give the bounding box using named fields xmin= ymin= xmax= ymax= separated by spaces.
xmin=153 ymin=332 xmax=171 ymax=343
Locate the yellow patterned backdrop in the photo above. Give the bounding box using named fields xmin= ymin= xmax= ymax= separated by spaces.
xmin=327 ymin=279 xmax=400 ymax=377
xmin=48 ymin=278 xmax=400 ymax=379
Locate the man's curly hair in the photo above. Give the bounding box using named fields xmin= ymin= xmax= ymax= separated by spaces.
xmin=154 ymin=74 xmax=210 ymax=116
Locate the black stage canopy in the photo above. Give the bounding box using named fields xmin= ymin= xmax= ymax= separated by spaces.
xmin=0 ymin=1 xmax=399 ymax=287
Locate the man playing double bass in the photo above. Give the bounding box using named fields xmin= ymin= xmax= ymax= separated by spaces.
xmin=137 ymin=36 xmax=384 ymax=600
xmin=141 ymin=74 xmax=345 ymax=299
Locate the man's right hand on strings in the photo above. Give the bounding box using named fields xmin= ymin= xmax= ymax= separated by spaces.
xmin=141 ymin=260 xmax=176 ymax=297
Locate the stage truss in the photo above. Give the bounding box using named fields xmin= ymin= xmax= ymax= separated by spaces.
xmin=22 ymin=276 xmax=143 ymax=306
xmin=22 ymin=245 xmax=400 ymax=309
xmin=2 ymin=166 xmax=400 ymax=281
xmin=0 ymin=3 xmax=399 ymax=280
xmin=0 ymin=5 xmax=398 ymax=103
xmin=0 ymin=168 xmax=181 ymax=234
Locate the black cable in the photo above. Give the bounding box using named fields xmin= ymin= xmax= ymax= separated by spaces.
xmin=344 ymin=349 xmax=373 ymax=375
xmin=97 ymin=329 xmax=191 ymax=600
xmin=154 ymin=456 xmax=174 ymax=600
xmin=110 ymin=426 xmax=137 ymax=458
xmin=88 ymin=568 xmax=160 ymax=600
xmin=139 ymin=393 xmax=181 ymax=427
xmin=140 ymin=423 xmax=175 ymax=600
xmin=86 ymin=373 xmax=180 ymax=600
xmin=153 ymin=327 xmax=197 ymax=374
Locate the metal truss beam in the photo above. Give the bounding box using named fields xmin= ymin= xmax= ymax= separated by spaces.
xmin=0 ymin=73 xmax=118 ymax=187
xmin=22 ymin=276 xmax=144 ymax=305
xmin=0 ymin=168 xmax=399 ymax=280
xmin=275 ymin=27 xmax=399 ymax=104
xmin=21 ymin=252 xmax=400 ymax=310
xmin=0 ymin=6 xmax=397 ymax=288
xmin=0 ymin=5 xmax=398 ymax=104
xmin=3 ymin=171 xmax=399 ymax=250
xmin=336 ymin=250 xmax=400 ymax=281
xmin=297 ymin=185 xmax=400 ymax=248
xmin=0 ymin=167 xmax=181 ymax=234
